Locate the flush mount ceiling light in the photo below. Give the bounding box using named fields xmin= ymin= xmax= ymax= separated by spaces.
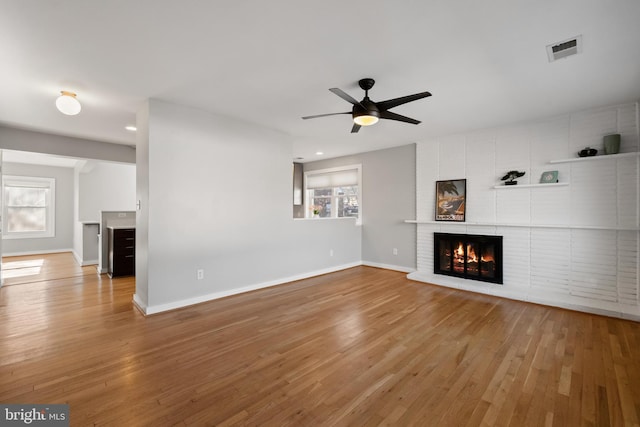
xmin=55 ymin=91 xmax=81 ymax=115
xmin=125 ymin=125 xmax=137 ymax=131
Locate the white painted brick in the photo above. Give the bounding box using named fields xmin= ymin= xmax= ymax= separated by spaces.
xmin=496 ymin=189 xmax=530 ymax=224
xmin=617 ymin=104 xmax=639 ymax=153
xmin=570 ymin=107 xmax=617 ymax=154
xmin=438 ymin=135 xmax=467 ymax=180
xmin=466 ymin=140 xmax=496 ymax=223
xmin=414 ymin=102 xmax=639 ymax=316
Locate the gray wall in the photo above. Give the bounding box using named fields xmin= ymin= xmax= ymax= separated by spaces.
xmin=0 ymin=126 xmax=135 ymax=164
xmin=304 ymin=144 xmax=416 ymax=271
xmin=2 ymin=162 xmax=74 ymax=255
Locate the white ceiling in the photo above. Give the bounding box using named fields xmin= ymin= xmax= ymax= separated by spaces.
xmin=1 ymin=1 xmax=639 ymax=162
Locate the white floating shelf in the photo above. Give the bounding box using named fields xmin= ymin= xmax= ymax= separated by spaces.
xmin=492 ymin=182 xmax=569 ymax=189
xmin=549 ymin=151 xmax=639 ymax=164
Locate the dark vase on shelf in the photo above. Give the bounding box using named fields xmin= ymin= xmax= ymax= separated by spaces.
xmin=578 ymin=147 xmax=598 ymax=157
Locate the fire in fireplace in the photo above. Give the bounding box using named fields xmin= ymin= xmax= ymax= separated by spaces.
xmin=434 ymin=233 xmax=503 ymax=284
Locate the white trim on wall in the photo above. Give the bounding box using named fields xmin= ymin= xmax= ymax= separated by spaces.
xmin=3 ymin=248 xmax=74 ymax=257
xmin=134 ymin=261 xmax=363 ymax=315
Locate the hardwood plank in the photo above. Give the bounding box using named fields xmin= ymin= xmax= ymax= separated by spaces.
xmin=1 ymin=254 xmax=640 ymax=426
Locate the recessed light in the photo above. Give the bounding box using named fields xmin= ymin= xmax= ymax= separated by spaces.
xmin=315 ymin=151 xmax=323 ymax=156
xmin=125 ymin=125 xmax=137 ymax=131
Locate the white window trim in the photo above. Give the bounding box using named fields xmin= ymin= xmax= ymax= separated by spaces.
xmin=3 ymin=175 xmax=56 ymax=239
xmin=304 ymin=164 xmax=362 ymax=225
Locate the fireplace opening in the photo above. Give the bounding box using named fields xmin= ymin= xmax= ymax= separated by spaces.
xmin=434 ymin=233 xmax=503 ymax=284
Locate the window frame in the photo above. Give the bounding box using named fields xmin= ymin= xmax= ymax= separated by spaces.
xmin=2 ymin=175 xmax=56 ymax=239
xmin=304 ymin=164 xmax=362 ymax=225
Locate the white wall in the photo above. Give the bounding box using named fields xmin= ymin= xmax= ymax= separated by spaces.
xmin=135 ymin=99 xmax=361 ymax=314
xmin=409 ymin=102 xmax=639 ymax=320
xmin=72 ymin=161 xmax=136 ymax=266
xmin=78 ymin=161 xmax=136 ymax=221
xmin=2 ymin=162 xmax=74 ymax=255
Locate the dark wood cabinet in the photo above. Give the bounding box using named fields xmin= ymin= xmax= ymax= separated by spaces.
xmin=108 ymin=227 xmax=135 ymax=278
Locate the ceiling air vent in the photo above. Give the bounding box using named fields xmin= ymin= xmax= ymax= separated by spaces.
xmin=546 ymin=35 xmax=583 ymax=62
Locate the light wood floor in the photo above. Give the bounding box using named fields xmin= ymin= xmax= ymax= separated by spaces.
xmin=1 ymin=254 xmax=639 ymax=426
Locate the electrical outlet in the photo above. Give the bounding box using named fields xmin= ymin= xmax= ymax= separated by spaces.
xmin=197 ymin=269 xmax=204 ymax=280
xmin=329 ymin=249 xmax=334 ymax=257
xmin=393 ymin=248 xmax=398 ymax=256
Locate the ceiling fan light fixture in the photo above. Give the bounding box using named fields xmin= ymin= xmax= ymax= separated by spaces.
xmin=353 ymin=114 xmax=379 ymax=126
xmin=353 ymin=107 xmax=380 ymax=126
xmin=56 ymin=91 xmax=81 ymax=115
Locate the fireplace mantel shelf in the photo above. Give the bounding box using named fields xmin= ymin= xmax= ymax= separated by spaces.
xmin=403 ymin=220 xmax=639 ymax=231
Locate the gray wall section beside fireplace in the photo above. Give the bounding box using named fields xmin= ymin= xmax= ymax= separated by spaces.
xmin=303 ymin=144 xmax=416 ymax=271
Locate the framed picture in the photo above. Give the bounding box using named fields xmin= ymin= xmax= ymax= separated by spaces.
xmin=540 ymin=170 xmax=559 ymax=183
xmin=435 ymin=179 xmax=466 ymax=222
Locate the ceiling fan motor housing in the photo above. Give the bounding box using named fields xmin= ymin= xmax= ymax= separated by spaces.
xmin=353 ymin=100 xmax=380 ymax=119
xmin=358 ymin=78 xmax=375 ymax=91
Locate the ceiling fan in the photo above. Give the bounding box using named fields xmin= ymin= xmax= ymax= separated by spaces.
xmin=302 ymin=78 xmax=431 ymax=133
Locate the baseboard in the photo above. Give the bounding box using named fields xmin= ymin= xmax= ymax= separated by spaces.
xmin=70 ymin=251 xmax=98 ymax=267
xmin=362 ymin=261 xmax=415 ymax=274
xmin=72 ymin=250 xmax=82 ymax=266
xmin=407 ymin=272 xmax=640 ymax=322
xmin=139 ymin=261 xmax=363 ymax=315
xmin=3 ymin=248 xmax=74 ymax=257
xmin=132 ymin=293 xmax=147 ymax=315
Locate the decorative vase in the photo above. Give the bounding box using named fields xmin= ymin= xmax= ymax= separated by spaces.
xmin=578 ymin=147 xmax=598 ymax=157
xmin=603 ymin=134 xmax=620 ymax=155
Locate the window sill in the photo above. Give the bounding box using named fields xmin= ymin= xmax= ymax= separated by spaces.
xmin=294 ymin=217 xmax=358 ymax=221
xmin=294 ymin=217 xmax=361 ymax=226
xmin=3 ymin=233 xmax=55 ymax=240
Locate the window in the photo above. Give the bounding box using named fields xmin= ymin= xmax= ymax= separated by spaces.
xmin=3 ymin=176 xmax=55 ymax=239
xmin=305 ymin=165 xmax=361 ymax=222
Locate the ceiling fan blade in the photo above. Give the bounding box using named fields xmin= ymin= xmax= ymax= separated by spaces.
xmin=351 ymin=123 xmax=361 ymax=133
xmin=379 ymin=110 xmax=421 ymax=125
xmin=302 ymin=112 xmax=351 ymax=120
xmin=377 ymin=91 xmax=432 ymax=110
xmin=329 ymin=88 xmax=363 ymax=106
